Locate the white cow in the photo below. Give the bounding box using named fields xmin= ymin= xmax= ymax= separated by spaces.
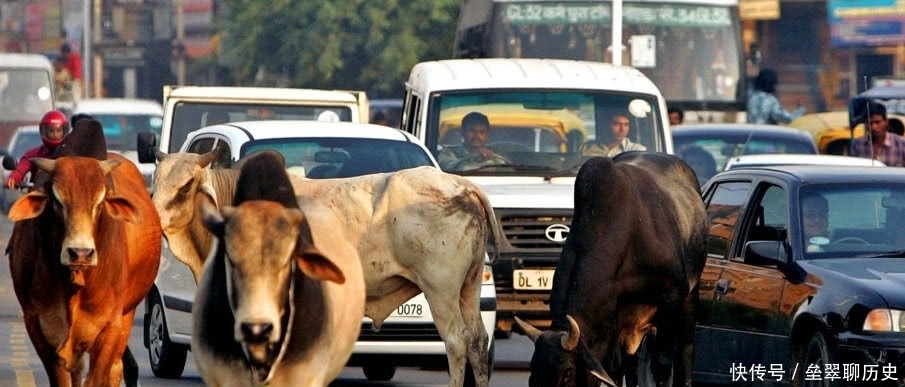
xmin=153 ymin=149 xmax=501 ymax=387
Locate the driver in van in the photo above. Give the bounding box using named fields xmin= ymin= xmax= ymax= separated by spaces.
xmin=437 ymin=111 xmax=509 ymax=171
xmin=580 ymin=113 xmax=647 ymax=157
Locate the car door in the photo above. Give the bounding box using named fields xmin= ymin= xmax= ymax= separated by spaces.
xmin=696 ymin=180 xmax=753 ymax=374
xmin=709 ymin=181 xmax=790 ymax=375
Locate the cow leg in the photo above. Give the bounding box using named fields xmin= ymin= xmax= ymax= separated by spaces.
xmin=22 ymin=316 xmax=72 ymax=387
xmin=459 ymin=262 xmax=490 ymax=387
xmin=121 ymin=346 xmax=139 ymax=387
xmin=423 ymin=288 xmax=471 ymax=387
xmin=650 ymin=297 xmax=695 ymax=387
xmin=84 ymin=324 xmax=130 ymax=387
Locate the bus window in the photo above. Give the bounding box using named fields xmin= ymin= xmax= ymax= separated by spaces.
xmin=455 ymin=0 xmax=744 ymax=115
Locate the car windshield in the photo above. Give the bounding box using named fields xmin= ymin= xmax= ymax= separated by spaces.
xmin=0 ymin=68 xmax=54 ymax=121
xmin=801 ymin=184 xmax=905 ymax=259
xmin=428 ymin=90 xmax=666 ymax=176
xmin=91 ymin=114 xmax=163 ymax=151
xmin=11 ymin=131 xmax=41 ymax=158
xmin=242 ymin=137 xmax=435 ymax=178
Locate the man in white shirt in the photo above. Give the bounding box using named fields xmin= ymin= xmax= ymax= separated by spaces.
xmin=580 ymin=113 xmax=647 ymax=157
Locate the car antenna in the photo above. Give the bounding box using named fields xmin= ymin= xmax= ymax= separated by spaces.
xmin=863 ymin=76 xmax=875 ymax=166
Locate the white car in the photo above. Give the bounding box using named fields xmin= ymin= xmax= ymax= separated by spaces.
xmin=723 ymin=153 xmax=886 ymax=171
xmin=143 ymin=120 xmax=497 ymax=383
xmin=72 ymin=98 xmax=164 ymax=189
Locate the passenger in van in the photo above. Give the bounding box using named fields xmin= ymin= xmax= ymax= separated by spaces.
xmin=437 ymin=111 xmax=510 ymax=171
xmin=580 ymin=113 xmax=647 ymax=158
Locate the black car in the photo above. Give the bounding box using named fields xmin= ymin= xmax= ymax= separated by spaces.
xmin=673 ymin=123 xmax=819 ymax=186
xmin=694 ymin=165 xmax=905 ymax=387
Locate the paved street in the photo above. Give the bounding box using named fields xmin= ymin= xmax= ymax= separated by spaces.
xmin=0 ymin=214 xmax=533 ymax=386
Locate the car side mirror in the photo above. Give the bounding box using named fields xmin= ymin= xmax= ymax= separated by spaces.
xmin=136 ymin=132 xmax=157 ymax=163
xmin=743 ymin=240 xmax=789 ymax=266
xmin=1 ymin=150 xmax=16 ymax=170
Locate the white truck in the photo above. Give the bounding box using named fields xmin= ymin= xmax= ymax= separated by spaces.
xmin=136 ymin=85 xmax=369 ymax=161
xmin=400 ymin=58 xmax=672 ymax=336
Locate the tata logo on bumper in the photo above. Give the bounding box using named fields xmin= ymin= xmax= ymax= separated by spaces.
xmin=545 ymin=224 xmax=570 ymax=243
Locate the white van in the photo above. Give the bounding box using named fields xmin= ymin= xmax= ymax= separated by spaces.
xmin=401 ymin=58 xmax=671 ymax=336
xmin=0 ymin=53 xmax=55 ymax=147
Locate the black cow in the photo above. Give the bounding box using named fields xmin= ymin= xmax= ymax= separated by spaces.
xmin=515 ymin=152 xmax=708 ymax=387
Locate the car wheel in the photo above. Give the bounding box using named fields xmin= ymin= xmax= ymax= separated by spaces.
xmin=146 ymin=292 xmax=188 ymax=378
xmin=795 ymin=333 xmax=839 ymax=387
xmin=636 ymin=335 xmax=672 ymax=387
xmin=362 ymin=363 xmax=396 ymax=381
xmin=463 ymin=339 xmax=495 ymax=387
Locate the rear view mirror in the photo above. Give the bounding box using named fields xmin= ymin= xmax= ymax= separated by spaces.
xmin=136 ymin=132 xmax=157 ymax=163
xmin=314 ymin=150 xmax=350 ymax=163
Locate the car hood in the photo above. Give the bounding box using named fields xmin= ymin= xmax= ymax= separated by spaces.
xmin=463 ymin=176 xmax=574 ymax=209
xmin=804 ymin=258 xmax=905 ymax=308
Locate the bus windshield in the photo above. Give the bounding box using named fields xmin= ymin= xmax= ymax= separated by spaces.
xmin=428 ymin=90 xmax=665 ymax=175
xmin=457 ymin=0 xmax=744 ymax=113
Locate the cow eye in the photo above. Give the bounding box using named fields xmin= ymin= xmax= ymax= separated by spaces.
xmin=172 ymin=179 xmax=195 ymax=203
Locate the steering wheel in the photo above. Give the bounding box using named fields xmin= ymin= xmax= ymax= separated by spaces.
xmin=830 ymin=237 xmax=870 ymax=245
xmin=489 ymin=141 xmax=532 ymax=153
xmin=448 ymin=152 xmax=511 ymax=171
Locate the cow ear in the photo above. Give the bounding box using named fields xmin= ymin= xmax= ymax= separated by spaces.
xmin=200 ymin=202 xmax=227 ymax=237
xmin=104 ymin=196 xmax=142 ymax=224
xmin=8 ymin=190 xmax=49 ymax=221
xmin=580 ymin=340 xmax=617 ymax=387
xmin=295 ymin=247 xmax=346 ymax=284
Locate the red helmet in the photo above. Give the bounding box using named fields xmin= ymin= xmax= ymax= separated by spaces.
xmin=39 ymin=110 xmax=69 ymax=147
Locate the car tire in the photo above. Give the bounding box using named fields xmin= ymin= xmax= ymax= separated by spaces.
xmin=146 ymin=292 xmax=188 ymax=378
xmin=362 ymin=363 xmax=396 ymax=382
xmin=794 ymin=333 xmax=839 ymax=387
xmin=463 ymin=339 xmax=495 ymax=387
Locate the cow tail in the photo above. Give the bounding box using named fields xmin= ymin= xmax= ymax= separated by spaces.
xmin=474 ymin=187 xmax=501 ymax=264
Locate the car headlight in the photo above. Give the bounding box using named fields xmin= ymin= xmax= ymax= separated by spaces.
xmin=863 ymin=309 xmax=905 ymax=332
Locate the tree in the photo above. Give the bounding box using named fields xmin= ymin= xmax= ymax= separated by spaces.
xmin=219 ymin=0 xmax=461 ymax=96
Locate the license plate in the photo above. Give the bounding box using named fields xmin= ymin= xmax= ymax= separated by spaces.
xmin=389 ymin=301 xmax=425 ymax=318
xmin=514 ymin=269 xmax=554 ymax=290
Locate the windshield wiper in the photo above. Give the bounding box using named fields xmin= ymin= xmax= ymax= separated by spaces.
xmin=858 ymin=250 xmax=905 ymax=258
xmin=457 ymin=164 xmax=558 ymax=175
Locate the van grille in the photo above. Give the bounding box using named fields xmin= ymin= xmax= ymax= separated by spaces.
xmin=500 ymin=213 xmax=572 ymax=250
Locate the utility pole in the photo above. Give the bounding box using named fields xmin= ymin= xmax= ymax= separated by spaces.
xmin=82 ymin=0 xmax=91 ymax=98
xmin=176 ymin=0 xmax=185 ymax=85
xmin=611 ymin=0 xmax=623 ymax=66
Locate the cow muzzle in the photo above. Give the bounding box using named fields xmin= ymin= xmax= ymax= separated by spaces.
xmin=62 ymin=247 xmax=96 ymax=267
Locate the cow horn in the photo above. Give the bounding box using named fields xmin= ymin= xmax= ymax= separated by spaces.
xmin=513 ymin=316 xmax=542 ymax=341
xmin=561 ymin=315 xmax=581 ymax=351
xmin=199 ymin=148 xmax=219 ymax=167
xmin=154 ymin=148 xmax=167 ymax=162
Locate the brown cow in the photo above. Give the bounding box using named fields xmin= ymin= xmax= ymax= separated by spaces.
xmin=7 ymin=154 xmax=162 ymax=387
xmin=193 ymin=151 xmax=365 ymax=386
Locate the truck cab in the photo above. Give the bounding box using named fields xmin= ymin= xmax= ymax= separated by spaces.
xmin=137 ymin=85 xmax=369 ymax=161
xmin=400 ymin=58 xmax=671 ymax=335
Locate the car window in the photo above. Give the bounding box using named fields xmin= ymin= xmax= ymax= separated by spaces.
xmin=736 ymin=185 xmax=787 ymax=262
xmin=704 ymin=181 xmax=753 ymax=259
xmin=801 ymin=184 xmax=905 ymax=258
xmin=242 ymin=138 xmax=434 ymax=179
xmin=675 ymin=134 xmax=817 ymax=171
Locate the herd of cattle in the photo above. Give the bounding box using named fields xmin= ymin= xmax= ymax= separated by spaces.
xmin=4 ymin=119 xmax=708 ymax=387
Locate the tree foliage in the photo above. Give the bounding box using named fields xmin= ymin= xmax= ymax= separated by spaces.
xmin=218 ymin=0 xmax=461 ymax=97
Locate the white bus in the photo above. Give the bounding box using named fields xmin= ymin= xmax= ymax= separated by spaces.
xmin=454 ymin=0 xmax=745 ymax=121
